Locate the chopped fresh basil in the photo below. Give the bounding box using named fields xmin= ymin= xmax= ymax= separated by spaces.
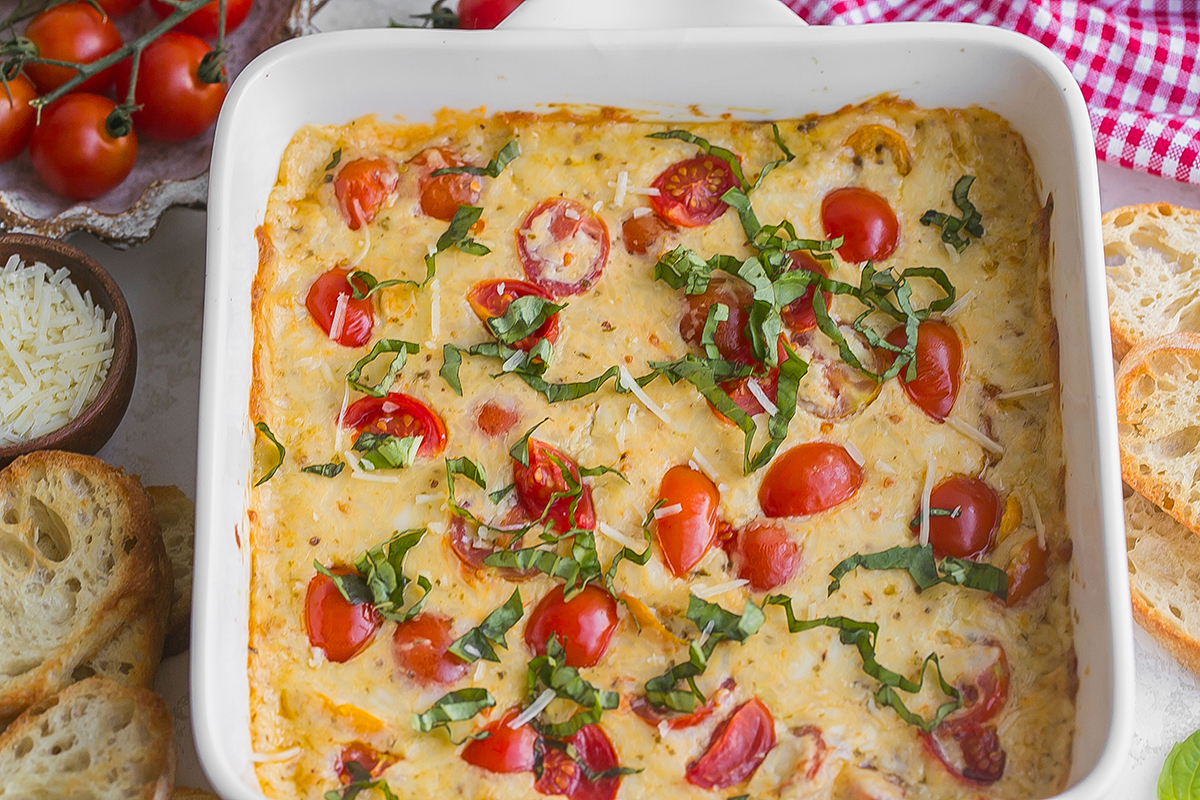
xmin=253 ymin=422 xmax=285 ymax=486
xmin=539 ymin=738 xmax=642 ymax=781
xmin=346 ymin=339 xmax=420 ymax=397
xmin=447 ymin=456 xmax=488 ymax=490
xmin=431 ymin=139 xmax=520 ymax=178
xmin=486 ymin=294 xmax=566 ymax=346
xmin=920 ymin=175 xmax=984 ymax=253
xmin=324 ymin=148 xmax=342 ymax=172
xmin=509 ymin=419 xmax=550 ymax=467
xmin=323 ymin=759 xmax=398 ymax=800
xmin=646 ymin=130 xmax=748 ymax=190
xmin=827 ymin=544 xmax=1008 ymax=601
xmin=346 ymin=270 xmax=408 ymax=300
xmin=411 ymin=687 xmax=496 ymax=739
xmin=700 ymin=302 xmax=729 ymax=360
xmin=440 ymin=343 xmax=465 ymax=394
xmin=525 ymin=636 xmax=619 ymax=739
xmin=353 ymin=433 xmax=422 ymax=470
xmin=425 ymin=205 xmax=490 ymax=278
xmin=301 ymin=461 xmax=344 ymax=478
xmin=449 ymin=588 xmax=524 ymax=663
xmin=488 ymin=483 xmax=515 ymax=504
xmin=750 ymin=123 xmax=796 ymax=192
xmin=315 ymin=529 xmax=430 ymax=622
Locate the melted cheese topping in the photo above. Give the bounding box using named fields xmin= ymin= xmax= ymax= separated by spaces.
xmin=249 ymin=100 xmax=1074 ymax=800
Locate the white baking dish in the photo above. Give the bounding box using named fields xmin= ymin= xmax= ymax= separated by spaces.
xmin=196 ymin=1 xmax=1134 ymax=797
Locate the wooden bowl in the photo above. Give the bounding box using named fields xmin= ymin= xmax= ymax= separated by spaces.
xmin=0 ymin=235 xmax=137 ymax=467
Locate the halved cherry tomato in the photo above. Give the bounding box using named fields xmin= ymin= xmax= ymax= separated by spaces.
xmin=780 ymin=252 xmax=831 ymax=335
xmin=305 ymin=569 xmax=381 ymax=663
xmin=922 ymin=723 xmax=1006 ymax=785
xmin=632 ymin=679 xmax=734 ymax=730
xmin=0 ymin=74 xmax=36 ymax=163
xmin=911 ymin=476 xmax=1000 ymax=560
xmin=941 ymin=643 xmax=1009 ymax=732
xmin=29 ymin=93 xmax=137 ymax=201
xmin=621 ymin=212 xmax=674 ymax=256
xmin=686 ymin=698 xmax=777 ymax=789
xmin=885 ymin=320 xmax=962 ymax=422
xmin=727 ymin=522 xmax=800 ymax=591
xmin=758 ymin=442 xmax=863 ymax=518
xmin=392 ymin=612 xmax=468 ymax=685
xmin=23 ymin=2 xmax=122 ymax=93
xmin=678 ymin=277 xmax=757 ymax=366
xmin=524 ymin=584 xmax=618 ymax=669
xmin=714 ymin=371 xmax=779 ymax=421
xmin=650 ymin=155 xmax=738 ymax=228
xmin=149 ymin=0 xmax=253 ymax=39
xmin=305 ymin=267 xmax=375 ymax=347
xmin=821 ymin=187 xmax=899 ymax=263
xmin=457 ymin=0 xmax=526 ymax=28
xmin=467 ymin=278 xmax=560 ymax=351
xmin=513 ymin=438 xmax=596 ymax=533
xmin=461 ymin=709 xmax=538 ymax=773
xmin=790 ymin=328 xmax=883 ymax=420
xmin=535 ymin=724 xmax=622 ymax=800
xmin=336 ymin=743 xmax=386 ymax=782
xmin=409 ymin=147 xmax=480 ymax=221
xmin=341 ymin=392 xmax=448 ymax=458
xmin=476 ymin=399 xmax=520 ymax=438
xmin=446 ymin=514 xmax=533 ymax=579
xmin=334 ymin=158 xmax=399 ymax=231
xmin=1005 ymin=535 xmax=1049 ymax=606
xmin=654 ymin=465 xmax=720 ymax=576
xmin=517 ymin=198 xmax=610 ymax=297
xmin=113 ymin=32 xmax=226 ymax=143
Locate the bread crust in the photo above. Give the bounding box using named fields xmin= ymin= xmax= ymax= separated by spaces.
xmin=147 ymin=485 xmax=195 ymax=657
xmin=0 ymin=451 xmax=172 ymax=724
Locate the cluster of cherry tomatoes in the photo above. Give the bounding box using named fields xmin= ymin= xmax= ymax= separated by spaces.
xmin=0 ymin=0 xmax=251 ymax=200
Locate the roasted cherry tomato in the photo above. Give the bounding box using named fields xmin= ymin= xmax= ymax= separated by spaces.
xmin=513 ymin=438 xmax=596 ymax=533
xmin=476 ymin=399 xmax=520 ymax=438
xmin=535 ymin=724 xmax=622 ymax=800
xmin=113 ymin=32 xmax=226 ymax=143
xmin=334 ymin=158 xmax=399 ymax=231
xmin=461 ymin=709 xmax=538 ymax=773
xmin=780 ymin=252 xmax=831 ymax=335
xmin=341 ymin=392 xmax=448 ymax=458
xmin=149 ymin=0 xmax=253 ymax=39
xmin=758 ymin=442 xmax=863 ymax=518
xmin=686 ymin=698 xmax=777 ymax=790
xmin=714 ymin=371 xmax=778 ymax=421
xmin=650 ymin=155 xmax=738 ymax=228
xmin=392 ymin=612 xmax=468 ymax=685
xmin=0 ymin=74 xmax=36 ymax=163
xmin=457 ymin=0 xmax=526 ymax=28
xmin=790 ymin=328 xmax=883 ymax=420
xmin=821 ymin=186 xmax=899 ymax=263
xmin=923 ymin=723 xmax=1006 ymax=785
xmin=632 ymin=679 xmax=734 ymax=731
xmin=29 ymin=93 xmax=137 ymax=201
xmin=524 ymin=584 xmax=619 ymax=669
xmin=654 ymin=465 xmax=720 ymax=576
xmin=467 ymin=278 xmax=560 ymax=351
xmin=1005 ymin=535 xmax=1049 ymax=606
xmin=95 ymin=0 xmax=143 ymax=16
xmin=678 ymin=277 xmax=757 ymax=366
xmin=886 ymin=320 xmax=962 ymax=422
xmin=621 ymin=212 xmax=674 ymax=256
xmin=446 ymin=514 xmax=533 ymax=579
xmin=517 ymin=198 xmax=610 ymax=297
xmin=727 ymin=522 xmax=801 ymax=592
xmin=942 ymin=643 xmax=1009 ymax=731
xmin=305 ymin=569 xmax=381 ymax=663
xmin=23 ymin=2 xmax=122 ymax=93
xmin=911 ymin=475 xmax=1001 ymax=560
xmin=336 ymin=743 xmax=386 ymax=782
xmin=304 ymin=267 xmax=375 ymax=347
xmin=409 ymin=147 xmax=480 ymax=221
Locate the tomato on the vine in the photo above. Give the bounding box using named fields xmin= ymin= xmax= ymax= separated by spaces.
xmin=517 ymin=198 xmax=610 ymax=297
xmin=23 ymin=1 xmax=123 ymax=93
xmin=650 ymin=155 xmax=738 ymax=228
xmin=686 ymin=698 xmax=777 ymax=789
xmin=305 ymin=267 xmax=375 ymax=346
xmin=911 ymin=475 xmax=1001 ymax=559
xmin=524 ymin=584 xmax=618 ymax=669
xmin=114 ymin=32 xmax=226 ymax=143
xmin=885 ymin=320 xmax=962 ymax=422
xmin=821 ymin=186 xmax=899 ymax=263
xmin=341 ymin=392 xmax=448 ymax=458
xmin=392 ymin=612 xmax=468 ymax=685
xmin=409 ymin=147 xmax=479 ymax=221
xmin=334 ymin=158 xmax=400 ymax=231
xmin=0 ymin=74 xmax=36 ymax=163
xmin=512 ymin=438 xmax=596 ymax=533
xmin=654 ymin=464 xmax=720 ymax=576
xmin=457 ymin=0 xmax=525 ymax=29
xmin=149 ymin=0 xmax=254 ymax=39
xmin=29 ymin=93 xmax=137 ymax=201
xmin=758 ymin=442 xmax=863 ymax=518
xmin=305 ymin=569 xmax=381 ymax=663
xmin=95 ymin=0 xmax=144 ymax=17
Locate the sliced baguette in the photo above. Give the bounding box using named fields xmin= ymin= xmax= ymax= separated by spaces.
xmin=1115 ymin=332 xmax=1200 ymax=536
xmin=0 ymin=452 xmax=171 ymax=726
xmin=147 ymin=485 xmax=195 ymax=657
xmin=76 ymin=607 xmax=168 ymax=689
xmin=173 ymin=789 xmax=222 ymax=800
xmin=0 ymin=676 xmax=174 ymax=800
xmin=1104 ymin=203 xmax=1200 ymax=361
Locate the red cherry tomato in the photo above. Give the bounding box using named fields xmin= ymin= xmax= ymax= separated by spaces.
xmin=305 ymin=570 xmax=381 ymax=663
xmin=95 ymin=0 xmax=143 ymax=17
xmin=517 ymin=198 xmax=610 ymax=297
xmin=632 ymin=679 xmax=734 ymax=730
xmin=654 ymin=465 xmax=720 ymax=576
xmin=923 ymin=723 xmax=1006 ymax=785
xmin=446 ymin=514 xmax=533 ymax=579
xmin=524 ymin=584 xmax=619 ymax=669
xmin=1005 ymin=535 xmax=1049 ymax=606
xmin=113 ymin=32 xmax=225 ymax=143
xmin=29 ymin=94 xmax=137 ymax=201
xmin=341 ymin=392 xmax=448 ymax=458
xmin=686 ymin=698 xmax=777 ymax=789
xmin=336 ymin=743 xmax=387 ymax=782
xmin=650 ymin=155 xmax=738 ymax=228
xmin=467 ymin=278 xmax=560 ymax=351
xmin=457 ymin=0 xmax=526 ymax=28
xmin=942 ymin=644 xmax=1009 ymax=732
xmin=885 ymin=320 xmax=962 ymax=422
xmin=678 ymin=277 xmax=757 ymax=366
xmin=714 ymin=371 xmax=779 ymax=421
xmin=727 ymin=522 xmax=800 ymax=592
xmin=911 ymin=476 xmax=1001 ymax=560
xmin=0 ymin=74 xmax=37 ymax=163
xmin=535 ymin=724 xmax=622 ymax=800
xmin=408 ymin=147 xmax=480 ymax=221
xmin=513 ymin=438 xmax=596 ymax=533
xmin=304 ymin=267 xmax=375 ymax=347
xmin=149 ymin=0 xmax=253 ymax=39
xmin=476 ymin=399 xmax=520 ymax=438
xmin=758 ymin=442 xmax=863 ymax=518
xmin=334 ymin=158 xmax=399 ymax=231
xmin=821 ymin=187 xmax=899 ymax=263
xmin=392 ymin=612 xmax=468 ymax=686
xmin=780 ymin=252 xmax=831 ymax=335
xmin=23 ymin=2 xmax=122 ymax=93
xmin=461 ymin=710 xmax=538 ymax=773
xmin=621 ymin=212 xmax=674 ymax=256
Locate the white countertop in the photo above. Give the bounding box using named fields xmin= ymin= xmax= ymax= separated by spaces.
xmin=70 ymin=156 xmax=1200 ymax=797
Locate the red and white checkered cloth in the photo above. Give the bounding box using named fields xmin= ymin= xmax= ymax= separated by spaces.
xmin=781 ymin=0 xmax=1200 ymax=185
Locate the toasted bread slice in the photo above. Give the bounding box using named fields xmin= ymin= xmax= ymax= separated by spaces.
xmin=1115 ymin=332 xmax=1200 ymax=536
xmin=1103 ymin=203 xmax=1200 ymax=361
xmin=0 ymin=452 xmax=171 ymax=726
xmin=173 ymin=789 xmax=222 ymax=800
xmin=76 ymin=607 xmax=168 ymax=689
xmin=0 ymin=676 xmax=174 ymax=800
xmin=147 ymin=485 xmax=195 ymax=656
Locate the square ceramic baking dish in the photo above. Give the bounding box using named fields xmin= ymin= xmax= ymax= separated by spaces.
xmin=196 ymin=1 xmax=1134 ymax=797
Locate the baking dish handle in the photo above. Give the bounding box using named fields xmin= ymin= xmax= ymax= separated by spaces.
xmin=500 ymin=0 xmax=807 ymax=30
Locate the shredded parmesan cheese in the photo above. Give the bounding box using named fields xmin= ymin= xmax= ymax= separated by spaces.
xmin=612 ymin=171 xmax=630 ymax=207
xmin=941 ymin=288 xmax=975 ymax=318
xmin=690 ymin=448 xmax=719 ymax=481
xmin=995 ymin=383 xmax=1053 ymax=401
xmin=843 ymin=441 xmax=866 ymax=466
xmin=592 ymin=200 xmax=603 ymax=213
xmin=632 ymin=206 xmax=652 ymax=219
xmin=942 ymin=241 xmax=961 ymax=264
xmin=692 ymin=580 xmax=749 ymax=601
xmin=250 ymin=747 xmax=301 ymax=763
xmin=618 ymin=365 xmax=673 ymax=426
xmin=343 ymin=450 xmax=401 ymax=484
xmin=329 ymin=292 xmax=349 ymax=342
xmin=875 ymin=459 xmax=898 ymax=475
xmin=427 ymin=278 xmax=441 ymax=345
xmin=747 ymin=378 xmax=779 ymax=416
xmin=653 ymin=503 xmax=683 ymax=519
xmin=919 ymin=456 xmax=936 ymax=546
xmin=597 ymin=521 xmax=640 ymax=549
xmin=946 ymin=416 xmax=1005 ymax=455
xmin=1027 ymin=493 xmax=1046 ymax=549
xmin=510 ymin=689 xmax=556 ymax=729
xmin=333 ymin=384 xmax=350 ymax=453
xmin=628 ymin=187 xmax=660 ymax=196
xmin=564 ymin=208 xmax=581 ymax=220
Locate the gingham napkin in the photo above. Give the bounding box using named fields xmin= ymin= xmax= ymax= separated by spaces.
xmin=782 ymin=0 xmax=1200 ymax=186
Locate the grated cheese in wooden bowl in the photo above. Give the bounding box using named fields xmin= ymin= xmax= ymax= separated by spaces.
xmin=0 ymin=254 xmax=116 ymax=445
